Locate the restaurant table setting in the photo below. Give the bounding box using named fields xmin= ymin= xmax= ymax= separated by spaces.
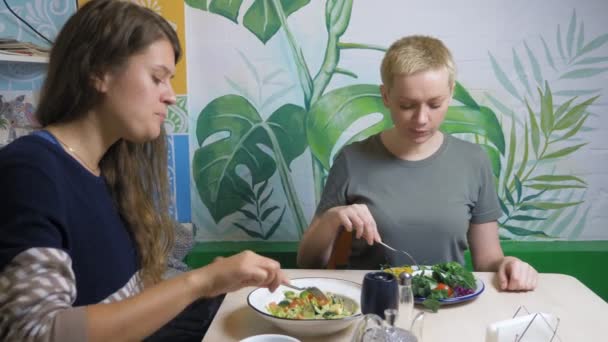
xmin=202 ymin=269 xmax=607 ymax=342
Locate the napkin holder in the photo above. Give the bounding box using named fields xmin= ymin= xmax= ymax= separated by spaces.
xmin=485 ymin=306 xmax=561 ymax=342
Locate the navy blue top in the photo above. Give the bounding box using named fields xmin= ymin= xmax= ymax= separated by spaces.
xmin=0 ymin=132 xmax=138 ymax=305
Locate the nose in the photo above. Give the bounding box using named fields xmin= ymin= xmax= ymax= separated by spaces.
xmin=163 ymin=81 xmax=177 ymax=106
xmin=413 ymin=105 xmax=429 ymax=125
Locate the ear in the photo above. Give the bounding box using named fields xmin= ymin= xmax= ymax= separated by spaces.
xmin=380 ymin=84 xmax=390 ymax=108
xmin=91 ymin=71 xmax=111 ymax=93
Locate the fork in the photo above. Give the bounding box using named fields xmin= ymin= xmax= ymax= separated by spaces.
xmin=282 ymin=283 xmax=329 ymax=302
xmin=378 ymin=241 xmax=420 ymax=270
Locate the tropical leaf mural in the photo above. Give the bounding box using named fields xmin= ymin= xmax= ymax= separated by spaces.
xmin=487 ymin=9 xmax=604 ymax=239
xmin=187 ymin=2 xmax=605 ymax=241
xmin=192 ymin=95 xmax=308 ymax=235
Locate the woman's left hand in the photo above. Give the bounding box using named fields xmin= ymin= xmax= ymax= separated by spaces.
xmin=497 ymin=256 xmax=538 ymax=291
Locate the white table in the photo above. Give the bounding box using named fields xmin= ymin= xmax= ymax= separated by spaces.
xmin=203 ymin=269 xmax=607 ymax=341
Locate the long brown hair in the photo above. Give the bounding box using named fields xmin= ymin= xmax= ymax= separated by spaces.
xmin=36 ymin=0 xmax=182 ymax=286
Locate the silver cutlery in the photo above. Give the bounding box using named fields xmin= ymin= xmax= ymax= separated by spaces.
xmin=378 ymin=241 xmax=420 ymax=270
xmin=282 ymin=283 xmax=329 ymax=302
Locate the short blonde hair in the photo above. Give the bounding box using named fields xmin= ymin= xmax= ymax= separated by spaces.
xmin=380 ymin=35 xmax=456 ymax=89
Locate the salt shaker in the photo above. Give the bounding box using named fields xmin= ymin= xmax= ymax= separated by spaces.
xmin=398 ymin=272 xmax=414 ymax=328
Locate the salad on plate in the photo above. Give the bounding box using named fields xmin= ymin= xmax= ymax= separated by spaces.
xmin=266 ymin=289 xmax=356 ymax=320
xmin=384 ymin=261 xmax=481 ymax=312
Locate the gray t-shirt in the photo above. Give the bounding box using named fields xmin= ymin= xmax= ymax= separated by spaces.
xmin=315 ymin=133 xmax=502 ymax=269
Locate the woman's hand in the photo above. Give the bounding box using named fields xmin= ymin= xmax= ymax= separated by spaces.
xmin=196 ymin=250 xmax=289 ymax=298
xmin=497 ymin=256 xmax=538 ymax=291
xmin=325 ymin=204 xmax=381 ymax=245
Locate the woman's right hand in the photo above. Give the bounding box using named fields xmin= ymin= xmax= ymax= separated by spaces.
xmin=324 ymin=204 xmax=381 ymax=245
xmin=195 ymin=250 xmax=288 ymax=298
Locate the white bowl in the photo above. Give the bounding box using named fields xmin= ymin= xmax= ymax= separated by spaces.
xmin=247 ymin=277 xmax=362 ymax=337
xmin=240 ymin=334 xmax=301 ymax=342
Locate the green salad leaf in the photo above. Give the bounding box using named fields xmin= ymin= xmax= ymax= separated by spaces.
xmin=411 ymin=262 xmax=477 ymax=313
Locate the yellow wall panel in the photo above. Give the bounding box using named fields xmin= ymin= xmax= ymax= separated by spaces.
xmin=77 ymin=1 xmax=187 ymax=94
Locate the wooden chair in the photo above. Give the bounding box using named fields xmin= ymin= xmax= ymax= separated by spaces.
xmin=326 ymin=230 xmax=353 ymax=269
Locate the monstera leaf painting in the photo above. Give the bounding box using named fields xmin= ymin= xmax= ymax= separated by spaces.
xmin=306 ymin=82 xmax=505 ymax=175
xmin=186 ymin=0 xmax=311 ymax=43
xmin=193 ymin=95 xmax=307 ymax=227
xmin=306 ymin=84 xmax=392 ymax=170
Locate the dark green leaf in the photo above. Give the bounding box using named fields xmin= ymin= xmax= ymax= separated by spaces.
xmin=260 ymin=188 xmax=274 ymax=207
xmin=185 ymin=0 xmax=208 ymax=10
xmin=234 ymin=222 xmax=264 ymax=238
xmin=527 ymin=201 xmax=583 ymax=210
xmin=267 ymin=103 xmax=308 ymax=166
xmin=243 ymin=0 xmax=311 ymax=44
xmin=513 ymin=48 xmax=531 ymax=95
xmin=442 ymin=106 xmax=506 ymax=154
xmin=193 ymin=95 xmax=306 ymax=222
xmin=504 ymin=186 xmax=515 ymax=207
xmin=518 ymin=204 xmax=543 ymax=211
xmin=554 ymin=96 xmax=598 ymax=130
xmin=261 ymin=205 xmax=280 ymax=221
xmin=509 ymin=215 xmax=546 ymax=221
xmin=238 ymin=208 xmax=259 ymax=221
xmin=514 ymin=176 xmax=523 ymax=203
xmin=256 ymin=180 xmax=269 ymax=199
xmin=525 ymin=100 xmax=541 ymax=157
xmin=521 ymin=189 xmax=547 ymax=203
xmin=209 ymin=0 xmax=244 ymax=22
xmin=236 ymin=188 xmax=256 ymax=205
xmin=538 ymin=83 xmax=553 ymax=138
xmin=525 ymin=184 xmax=586 ymax=191
xmin=542 ymin=143 xmax=586 ymax=159
xmin=499 ymin=198 xmax=510 ymax=215
xmin=528 ymin=175 xmax=586 ymax=184
xmin=489 ymin=52 xmax=521 ymax=101
xmin=502 ymin=225 xmax=550 ymax=237
xmin=560 ymin=67 xmax=608 ymax=79
xmin=452 ymin=82 xmax=479 ymax=109
xmin=264 ymin=206 xmax=286 ymax=239
xmin=307 ymin=85 xmax=392 ymax=169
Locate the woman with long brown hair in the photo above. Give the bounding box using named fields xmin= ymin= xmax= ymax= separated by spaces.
xmin=0 ymin=1 xmax=287 ymax=341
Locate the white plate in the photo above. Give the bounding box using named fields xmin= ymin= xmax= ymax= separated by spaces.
xmin=240 ymin=334 xmax=301 ymax=342
xmin=247 ymin=277 xmax=362 ymax=337
xmin=412 ymin=269 xmax=485 ymax=305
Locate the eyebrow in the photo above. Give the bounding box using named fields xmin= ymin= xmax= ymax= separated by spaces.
xmin=398 ymin=96 xmax=446 ymax=102
xmin=152 ymin=65 xmax=176 ymax=78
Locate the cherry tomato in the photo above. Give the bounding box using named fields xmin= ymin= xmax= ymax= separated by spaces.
xmin=436 ymin=283 xmax=453 ymax=297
